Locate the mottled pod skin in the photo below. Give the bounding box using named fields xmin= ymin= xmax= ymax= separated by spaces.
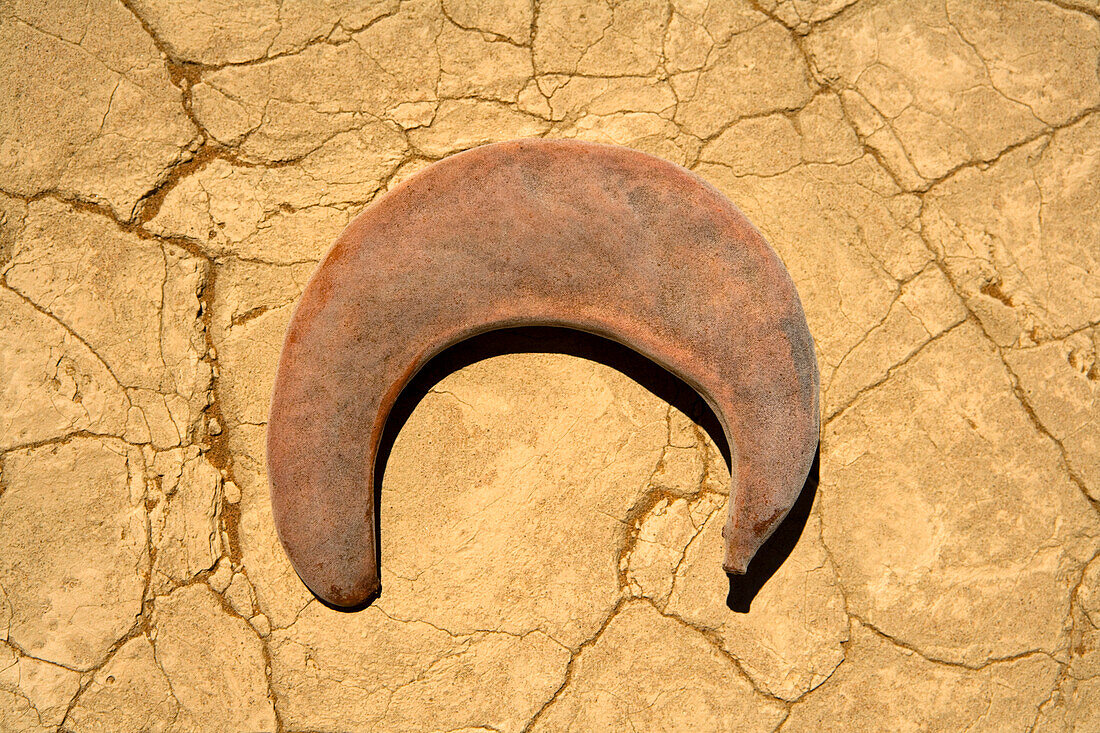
xmin=268 ymin=139 xmax=820 ymax=608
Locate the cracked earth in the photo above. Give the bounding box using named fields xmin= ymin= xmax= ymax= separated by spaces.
xmin=0 ymin=0 xmax=1099 ymax=730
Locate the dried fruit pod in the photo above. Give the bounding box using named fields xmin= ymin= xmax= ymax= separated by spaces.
xmin=268 ymin=139 xmax=820 ymax=607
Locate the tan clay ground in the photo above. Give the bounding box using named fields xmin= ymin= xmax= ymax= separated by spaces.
xmin=1 ymin=0 xmax=1099 ymax=730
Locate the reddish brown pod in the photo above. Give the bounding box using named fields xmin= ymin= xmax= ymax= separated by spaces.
xmin=267 ymin=139 xmax=820 ymax=608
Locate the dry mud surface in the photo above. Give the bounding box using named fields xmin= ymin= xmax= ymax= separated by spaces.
xmin=1 ymin=0 xmax=1100 ymax=730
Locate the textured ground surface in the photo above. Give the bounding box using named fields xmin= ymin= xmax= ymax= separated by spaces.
xmin=1 ymin=0 xmax=1099 ymax=730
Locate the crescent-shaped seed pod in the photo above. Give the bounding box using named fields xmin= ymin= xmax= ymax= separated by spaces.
xmin=267 ymin=139 xmax=820 ymax=608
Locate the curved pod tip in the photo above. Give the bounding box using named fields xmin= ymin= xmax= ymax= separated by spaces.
xmin=267 ymin=139 xmax=820 ymax=608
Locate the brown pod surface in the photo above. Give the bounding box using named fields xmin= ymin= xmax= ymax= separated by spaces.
xmin=267 ymin=139 xmax=820 ymax=608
